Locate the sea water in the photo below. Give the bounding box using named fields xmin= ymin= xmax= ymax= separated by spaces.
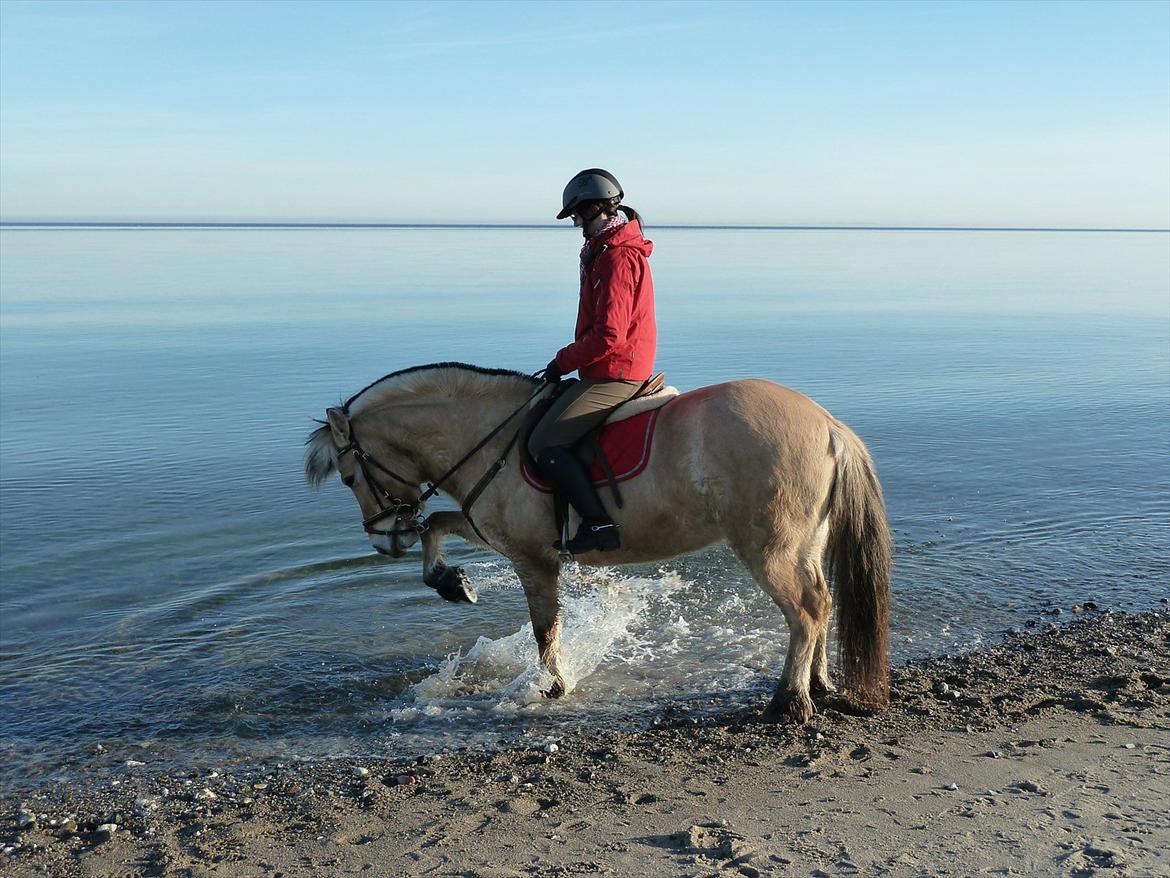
xmin=1 ymin=226 xmax=1167 ymax=789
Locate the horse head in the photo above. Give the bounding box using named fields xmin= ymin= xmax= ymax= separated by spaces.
xmin=305 ymin=406 xmax=427 ymax=558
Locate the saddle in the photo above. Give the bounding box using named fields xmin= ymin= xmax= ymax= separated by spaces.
xmin=520 ymin=374 xmax=677 ymax=533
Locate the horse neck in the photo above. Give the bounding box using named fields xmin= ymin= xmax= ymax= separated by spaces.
xmin=356 ymin=380 xmax=532 ymax=501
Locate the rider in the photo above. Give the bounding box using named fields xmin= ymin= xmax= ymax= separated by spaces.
xmin=529 ymin=168 xmax=657 ymax=553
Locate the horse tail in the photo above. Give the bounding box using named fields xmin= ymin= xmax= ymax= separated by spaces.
xmin=826 ymin=420 xmax=892 ymax=709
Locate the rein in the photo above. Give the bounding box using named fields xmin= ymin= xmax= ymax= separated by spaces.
xmin=338 ymin=379 xmax=551 ymax=544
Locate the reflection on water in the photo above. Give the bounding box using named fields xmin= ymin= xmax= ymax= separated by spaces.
xmin=1 ymin=227 xmax=1167 ymax=789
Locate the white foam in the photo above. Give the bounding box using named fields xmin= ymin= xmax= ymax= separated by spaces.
xmin=391 ymin=566 xmax=691 ymax=720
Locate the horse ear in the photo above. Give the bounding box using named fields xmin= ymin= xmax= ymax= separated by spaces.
xmin=326 ymin=407 xmax=351 ymax=445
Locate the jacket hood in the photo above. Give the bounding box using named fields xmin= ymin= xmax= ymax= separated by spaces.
xmin=596 ymin=219 xmax=653 ymax=258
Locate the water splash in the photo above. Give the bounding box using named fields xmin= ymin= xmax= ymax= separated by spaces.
xmin=391 ymin=566 xmax=691 ymax=721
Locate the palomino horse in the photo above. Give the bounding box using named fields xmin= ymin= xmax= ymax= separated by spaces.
xmin=305 ymin=363 xmax=891 ymax=723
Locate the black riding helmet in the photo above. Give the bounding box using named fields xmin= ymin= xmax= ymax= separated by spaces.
xmin=557 ymin=168 xmax=623 ymax=219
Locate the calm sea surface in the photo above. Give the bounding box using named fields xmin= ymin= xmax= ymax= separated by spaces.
xmin=1 ymin=227 xmax=1167 ymax=790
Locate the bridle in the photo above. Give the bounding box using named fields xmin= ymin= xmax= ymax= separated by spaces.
xmin=337 ymin=427 xmax=431 ymax=539
xmin=336 ymin=376 xmax=553 ymax=545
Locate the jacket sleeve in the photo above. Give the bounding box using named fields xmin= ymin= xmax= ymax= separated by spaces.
xmin=555 ymin=251 xmax=638 ymax=372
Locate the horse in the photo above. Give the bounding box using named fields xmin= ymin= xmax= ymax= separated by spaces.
xmin=305 ymin=362 xmax=891 ymax=723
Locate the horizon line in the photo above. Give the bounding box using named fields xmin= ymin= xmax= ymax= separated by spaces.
xmin=1 ymin=221 xmax=1168 ymax=234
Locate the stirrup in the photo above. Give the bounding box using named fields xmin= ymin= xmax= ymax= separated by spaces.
xmin=555 ymin=519 xmax=621 ymax=554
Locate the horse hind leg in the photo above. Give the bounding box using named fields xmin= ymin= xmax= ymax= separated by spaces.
xmin=733 ymin=529 xmax=832 ymax=724
xmin=808 ymin=560 xmax=836 ymax=696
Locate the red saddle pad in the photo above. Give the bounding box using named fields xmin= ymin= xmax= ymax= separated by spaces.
xmin=521 ymin=407 xmax=663 ymax=493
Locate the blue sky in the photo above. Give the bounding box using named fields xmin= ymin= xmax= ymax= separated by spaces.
xmin=1 ymin=0 xmax=1167 ymax=226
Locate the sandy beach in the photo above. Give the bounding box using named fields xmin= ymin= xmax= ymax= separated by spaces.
xmin=3 ymin=609 xmax=1167 ymax=878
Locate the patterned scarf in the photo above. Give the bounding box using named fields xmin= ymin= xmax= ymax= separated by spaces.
xmin=579 ymin=213 xmax=629 ymax=279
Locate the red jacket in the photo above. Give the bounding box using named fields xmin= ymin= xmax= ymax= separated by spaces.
xmin=554 ymin=220 xmax=657 ymax=381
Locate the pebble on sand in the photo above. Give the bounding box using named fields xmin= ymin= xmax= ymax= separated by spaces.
xmin=93 ymin=824 xmax=117 ymax=843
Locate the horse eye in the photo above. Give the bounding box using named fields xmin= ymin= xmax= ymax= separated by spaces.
xmin=340 ymin=472 xmax=355 ymax=488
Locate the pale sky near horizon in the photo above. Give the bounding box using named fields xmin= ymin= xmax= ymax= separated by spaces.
xmin=1 ymin=0 xmax=1167 ymax=227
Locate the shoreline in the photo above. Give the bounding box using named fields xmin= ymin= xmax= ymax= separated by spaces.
xmin=4 ymin=610 xmax=1167 ymax=877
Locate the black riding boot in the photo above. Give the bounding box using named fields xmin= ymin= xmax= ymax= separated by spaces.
xmin=534 ymin=447 xmax=621 ymax=553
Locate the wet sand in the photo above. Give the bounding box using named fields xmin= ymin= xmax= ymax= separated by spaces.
xmin=4 ymin=610 xmax=1167 ymax=877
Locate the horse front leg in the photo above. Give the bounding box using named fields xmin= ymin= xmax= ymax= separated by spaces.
xmin=420 ymin=511 xmax=477 ymax=603
xmin=513 ymin=556 xmax=566 ymax=698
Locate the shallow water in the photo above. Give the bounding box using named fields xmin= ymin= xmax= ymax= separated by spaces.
xmin=1 ymin=226 xmax=1167 ymax=790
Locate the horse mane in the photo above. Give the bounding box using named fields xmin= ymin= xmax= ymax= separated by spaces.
xmin=345 ymin=361 xmax=537 ymax=410
xmin=304 ymin=362 xmax=538 ymax=488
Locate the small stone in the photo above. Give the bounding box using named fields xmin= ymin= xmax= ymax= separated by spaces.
xmin=195 ymin=788 xmax=217 ymax=801
xmin=354 ymin=766 xmax=369 ymax=777
xmin=394 ymin=774 xmax=418 ymax=786
xmin=1083 ymin=601 xmax=1098 ymax=610
xmin=543 ymin=743 xmax=559 ymax=754
xmin=252 ymin=782 xmax=268 ymax=790
xmin=944 ymin=783 xmax=958 ymax=791
xmin=57 ymin=819 xmax=78 ymax=836
xmin=17 ymin=811 xmax=36 ymax=830
xmin=125 ymin=759 xmax=145 ymax=767
xmin=934 ymin=681 xmax=950 ymax=696
xmin=1123 ymin=743 xmax=1136 ymax=750
xmin=93 ymin=824 xmax=117 ymax=843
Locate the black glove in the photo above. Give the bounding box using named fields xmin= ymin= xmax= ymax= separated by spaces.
xmin=543 ymin=358 xmax=563 ymax=384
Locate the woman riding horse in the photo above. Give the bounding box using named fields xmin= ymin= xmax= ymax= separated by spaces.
xmin=530 ymin=168 xmax=657 ymax=554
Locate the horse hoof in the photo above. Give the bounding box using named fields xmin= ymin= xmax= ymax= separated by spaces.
xmin=762 ymin=690 xmax=815 ymax=725
xmin=541 ymin=680 xmax=565 ymax=699
xmin=810 ymin=677 xmax=837 ymax=696
xmin=431 ymin=565 xmax=478 ymax=604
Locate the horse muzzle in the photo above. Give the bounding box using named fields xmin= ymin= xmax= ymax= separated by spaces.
xmin=363 ymin=506 xmax=426 ymax=557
